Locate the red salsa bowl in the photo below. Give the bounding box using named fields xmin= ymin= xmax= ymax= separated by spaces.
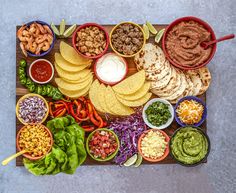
xmin=162 ymin=16 xmax=217 ymax=70
xmin=29 ymin=59 xmax=54 ymax=84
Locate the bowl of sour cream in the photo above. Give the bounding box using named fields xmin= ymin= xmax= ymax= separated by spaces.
xmin=94 ymin=52 xmax=128 ymax=85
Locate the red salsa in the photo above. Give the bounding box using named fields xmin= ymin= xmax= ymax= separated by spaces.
xmin=30 ymin=60 xmax=53 ymax=83
xmin=89 ymin=130 xmax=118 ymax=159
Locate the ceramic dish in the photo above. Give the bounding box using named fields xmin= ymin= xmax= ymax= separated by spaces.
xmin=142 ymin=98 xmax=174 ymax=130
xmin=162 ymin=16 xmax=216 ymax=70
xmin=86 ymin=128 xmax=120 ymax=162
xmin=72 ymin=23 xmax=109 ymax=59
xmin=93 ymin=52 xmax=128 ymax=85
xmin=169 ymin=126 xmax=211 ymax=166
xmin=29 ymin=59 xmax=54 ymax=84
xmin=138 ymin=129 xmax=170 ymax=162
xmin=16 ymin=93 xmax=49 ymax=125
xmin=109 ymin=21 xmax=146 ymax=58
xmin=16 ymin=124 xmax=53 ymax=160
xmin=174 ymin=96 xmax=207 ymax=127
xmin=25 ymin=20 xmax=55 ymax=57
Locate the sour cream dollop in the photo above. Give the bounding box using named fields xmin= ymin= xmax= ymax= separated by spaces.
xmin=95 ymin=53 xmax=127 ymax=84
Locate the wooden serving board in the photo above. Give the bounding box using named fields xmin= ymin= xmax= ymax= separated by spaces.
xmin=16 ymin=24 xmax=207 ymax=166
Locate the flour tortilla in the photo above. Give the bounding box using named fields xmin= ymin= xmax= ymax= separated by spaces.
xmin=105 ymin=86 xmax=134 ymax=116
xmin=151 ymin=68 xmax=180 ymax=97
xmin=89 ymin=80 xmax=105 ymax=113
xmin=116 ymin=82 xmax=150 ymax=101
xmin=161 ymin=72 xmax=187 ymax=100
xmin=187 ymin=71 xmax=202 ymax=96
xmin=150 ymin=66 xmax=172 ymax=89
xmin=134 ymin=43 xmax=166 ymax=72
xmin=198 ymin=67 xmax=211 ymax=95
xmin=117 ymin=92 xmax=152 ymax=107
xmin=184 ymin=74 xmax=194 ymax=96
xmin=145 ymin=60 xmax=171 ymax=81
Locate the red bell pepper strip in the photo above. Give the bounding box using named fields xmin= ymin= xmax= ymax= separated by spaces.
xmin=73 ymin=100 xmax=82 ymax=116
xmin=53 ymin=107 xmax=65 ymax=117
xmin=92 ymin=106 xmax=104 ymax=128
xmin=55 ymin=100 xmax=69 ymax=112
xmin=69 ymin=103 xmax=89 ymax=122
xmin=87 ymin=102 xmax=100 ymax=127
xmin=55 ymin=108 xmax=67 ymax=117
xmin=82 ymin=125 xmax=95 ymax=132
xmin=48 ymin=102 xmax=54 ymax=117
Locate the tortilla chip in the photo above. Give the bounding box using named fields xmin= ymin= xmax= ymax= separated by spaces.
xmin=112 ymin=70 xmax=145 ymax=95
xmin=98 ymin=84 xmax=114 ymax=115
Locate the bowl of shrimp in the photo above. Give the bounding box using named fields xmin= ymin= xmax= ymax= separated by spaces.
xmin=17 ymin=20 xmax=55 ymax=57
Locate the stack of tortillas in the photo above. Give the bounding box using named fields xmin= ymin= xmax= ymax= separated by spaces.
xmin=89 ymin=70 xmax=152 ymax=115
xmin=134 ymin=43 xmax=211 ymax=104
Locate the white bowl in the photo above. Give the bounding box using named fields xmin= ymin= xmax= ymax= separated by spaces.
xmin=142 ymin=98 xmax=174 ymax=130
xmin=29 ymin=59 xmax=54 ymax=84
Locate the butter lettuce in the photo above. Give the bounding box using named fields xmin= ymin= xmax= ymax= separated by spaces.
xmin=23 ymin=115 xmax=86 ymax=175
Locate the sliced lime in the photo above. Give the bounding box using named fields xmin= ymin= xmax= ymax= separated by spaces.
xmin=134 ymin=153 xmax=143 ymax=167
xmin=50 ymin=22 xmax=60 ymax=36
xmin=123 ymin=154 xmax=137 ymax=167
xmin=63 ymin=24 xmax=77 ymax=38
xmin=146 ymin=21 xmax=157 ymax=35
xmin=59 ymin=19 xmax=66 ymax=35
xmin=143 ymin=24 xmax=149 ymax=40
xmin=155 ymin=28 xmax=165 ymax=44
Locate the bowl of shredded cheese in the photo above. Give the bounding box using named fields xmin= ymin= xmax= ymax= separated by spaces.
xmin=174 ymin=96 xmax=207 ymax=127
xmin=138 ymin=129 xmax=170 ymax=162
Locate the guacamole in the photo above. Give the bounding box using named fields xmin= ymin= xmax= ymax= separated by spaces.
xmin=170 ymin=127 xmax=208 ymax=165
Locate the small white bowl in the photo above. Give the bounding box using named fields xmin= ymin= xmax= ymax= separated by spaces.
xmin=29 ymin=59 xmax=54 ymax=84
xmin=142 ymin=98 xmax=174 ymax=130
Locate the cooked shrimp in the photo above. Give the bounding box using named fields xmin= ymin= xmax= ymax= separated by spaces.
xmin=45 ymin=34 xmax=53 ymax=44
xmin=41 ymin=41 xmax=50 ymax=51
xmin=20 ymin=42 xmax=27 ymax=56
xmin=35 ymin=42 xmax=44 ymax=55
xmin=17 ymin=25 xmax=27 ymax=41
xmin=43 ymin=25 xmax=53 ymax=35
xmin=36 ymin=23 xmax=46 ymax=34
xmin=29 ymin=42 xmax=37 ymax=53
xmin=35 ymin=34 xmax=46 ymax=44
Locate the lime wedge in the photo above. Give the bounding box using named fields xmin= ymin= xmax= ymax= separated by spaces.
xmin=63 ymin=24 xmax=77 ymax=38
xmin=155 ymin=28 xmax=165 ymax=44
xmin=146 ymin=21 xmax=157 ymax=35
xmin=123 ymin=154 xmax=137 ymax=167
xmin=143 ymin=24 xmax=149 ymax=40
xmin=134 ymin=153 xmax=143 ymax=167
xmin=59 ymin=19 xmax=66 ymax=35
xmin=50 ymin=22 xmax=60 ymax=36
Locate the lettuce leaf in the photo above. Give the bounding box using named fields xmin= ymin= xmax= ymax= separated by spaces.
xmin=23 ymin=115 xmax=87 ymax=175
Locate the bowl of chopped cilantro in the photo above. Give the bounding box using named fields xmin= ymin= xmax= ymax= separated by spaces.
xmin=142 ymin=98 xmax=174 ymax=129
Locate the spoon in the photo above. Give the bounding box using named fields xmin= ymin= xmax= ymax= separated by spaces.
xmin=1 ymin=150 xmax=27 ymax=166
xmin=201 ymin=34 xmax=235 ymax=49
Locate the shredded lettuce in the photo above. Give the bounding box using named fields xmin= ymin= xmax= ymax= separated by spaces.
xmin=23 ymin=115 xmax=87 ymax=175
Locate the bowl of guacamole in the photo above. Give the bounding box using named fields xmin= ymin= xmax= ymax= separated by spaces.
xmin=170 ymin=126 xmax=210 ymax=166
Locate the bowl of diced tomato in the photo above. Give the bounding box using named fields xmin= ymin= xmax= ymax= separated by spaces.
xmin=86 ymin=128 xmax=120 ymax=162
